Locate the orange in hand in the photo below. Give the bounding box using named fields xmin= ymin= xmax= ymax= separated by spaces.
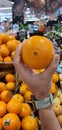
xmin=21 ymin=36 xmax=54 ymax=69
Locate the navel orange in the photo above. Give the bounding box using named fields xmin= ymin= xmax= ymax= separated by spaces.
xmin=50 ymin=82 xmax=57 ymax=94
xmin=0 ymin=39 xmax=2 ymax=45
xmin=6 ymin=82 xmax=15 ymax=91
xmin=0 ymin=44 xmax=9 ymax=58
xmin=21 ymin=115 xmax=38 ymax=130
xmin=4 ymin=56 xmax=12 ymax=62
xmin=0 ymin=33 xmax=9 ymax=43
xmin=0 ymin=55 xmax=3 ymax=62
xmin=6 ymin=40 xmax=20 ymax=52
xmin=11 ymin=51 xmax=15 ymax=60
xmin=2 ymin=113 xmax=21 ymax=130
xmin=12 ymin=94 xmax=24 ymax=103
xmin=0 ymin=101 xmax=7 ymax=117
xmin=19 ymin=103 xmax=32 ymax=118
xmin=5 ymin=73 xmax=15 ymax=83
xmin=0 ymin=90 xmax=12 ymax=103
xmin=9 ymin=35 xmax=15 ymax=41
xmin=24 ymin=91 xmax=33 ymax=101
xmin=52 ymin=72 xmax=59 ymax=83
xmin=21 ymin=36 xmax=54 ymax=69
xmin=7 ymin=99 xmax=22 ymax=114
xmin=0 ymin=82 xmax=7 ymax=93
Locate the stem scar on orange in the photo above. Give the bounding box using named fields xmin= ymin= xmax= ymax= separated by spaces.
xmin=21 ymin=36 xmax=54 ymax=69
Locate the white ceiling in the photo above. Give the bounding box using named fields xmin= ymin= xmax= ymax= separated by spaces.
xmin=0 ymin=0 xmax=12 ymax=13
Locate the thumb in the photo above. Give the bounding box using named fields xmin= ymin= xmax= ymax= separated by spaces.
xmin=46 ymin=54 xmax=60 ymax=75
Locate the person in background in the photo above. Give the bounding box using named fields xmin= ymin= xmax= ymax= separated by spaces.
xmin=13 ymin=41 xmax=61 ymax=130
xmin=13 ymin=22 xmax=19 ymax=31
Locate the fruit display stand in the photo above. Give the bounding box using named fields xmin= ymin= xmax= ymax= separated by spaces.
xmin=0 ymin=32 xmax=62 ymax=129
xmin=0 ymin=33 xmax=39 ymax=130
xmin=0 ymin=62 xmax=40 ymax=130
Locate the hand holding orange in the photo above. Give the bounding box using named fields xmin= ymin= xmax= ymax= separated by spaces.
xmin=21 ymin=36 xmax=54 ymax=69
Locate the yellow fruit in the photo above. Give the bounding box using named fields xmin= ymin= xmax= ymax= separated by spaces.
xmin=4 ymin=56 xmax=12 ymax=62
xmin=19 ymin=103 xmax=32 ymax=118
xmin=5 ymin=73 xmax=15 ymax=82
xmin=0 ymin=90 xmax=12 ymax=103
xmin=57 ymin=115 xmax=62 ymax=127
xmin=0 ymin=82 xmax=7 ymax=93
xmin=0 ymin=44 xmax=9 ymax=58
xmin=6 ymin=82 xmax=15 ymax=91
xmin=2 ymin=113 xmax=21 ymax=130
xmin=22 ymin=115 xmax=38 ymax=130
xmin=21 ymin=36 xmax=54 ymax=69
xmin=52 ymin=104 xmax=62 ymax=116
xmin=0 ymin=101 xmax=7 ymax=117
xmin=24 ymin=91 xmax=33 ymax=101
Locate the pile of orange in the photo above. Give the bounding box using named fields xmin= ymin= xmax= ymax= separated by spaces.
xmin=0 ymin=72 xmax=38 ymax=130
xmin=0 ymin=33 xmax=20 ymax=62
xmin=50 ymin=72 xmax=59 ymax=94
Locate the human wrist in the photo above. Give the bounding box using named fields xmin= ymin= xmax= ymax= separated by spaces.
xmin=35 ymin=93 xmax=49 ymax=100
xmin=31 ymin=94 xmax=53 ymax=111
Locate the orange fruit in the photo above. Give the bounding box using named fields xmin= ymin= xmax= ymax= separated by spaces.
xmin=0 ymin=33 xmax=9 ymax=43
xmin=22 ymin=115 xmax=38 ymax=130
xmin=0 ymin=123 xmax=3 ymax=130
xmin=52 ymin=72 xmax=59 ymax=83
xmin=2 ymin=113 xmax=21 ymax=130
xmin=11 ymin=51 xmax=15 ymax=60
xmin=19 ymin=103 xmax=32 ymax=118
xmin=0 ymin=90 xmax=12 ymax=103
xmin=50 ymin=82 xmax=57 ymax=94
xmin=12 ymin=94 xmax=24 ymax=103
xmin=7 ymin=99 xmax=22 ymax=114
xmin=24 ymin=91 xmax=33 ymax=101
xmin=0 ymin=118 xmax=2 ymax=124
xmin=19 ymin=83 xmax=27 ymax=95
xmin=0 ymin=118 xmax=3 ymax=129
xmin=57 ymin=115 xmax=62 ymax=127
xmin=5 ymin=73 xmax=15 ymax=82
xmin=0 ymin=39 xmax=2 ymax=45
xmin=0 ymin=101 xmax=7 ymax=117
xmin=35 ymin=69 xmax=45 ymax=73
xmin=0 ymin=55 xmax=3 ymax=62
xmin=21 ymin=36 xmax=54 ymax=69
xmin=4 ymin=56 xmax=12 ymax=62
xmin=0 ymin=44 xmax=9 ymax=58
xmin=6 ymin=40 xmax=20 ymax=52
xmin=9 ymin=35 xmax=15 ymax=40
xmin=6 ymin=82 xmax=15 ymax=91
xmin=0 ymin=82 xmax=7 ymax=93
xmin=20 ymin=82 xmax=31 ymax=91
